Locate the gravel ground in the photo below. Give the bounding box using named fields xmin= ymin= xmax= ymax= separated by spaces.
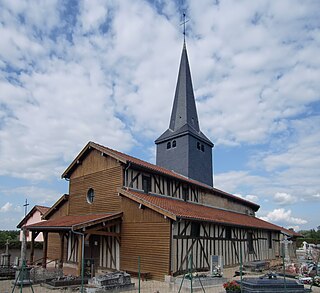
xmin=1 ymin=278 xmax=320 ymax=293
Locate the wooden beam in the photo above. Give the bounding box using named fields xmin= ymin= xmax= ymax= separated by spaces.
xmin=59 ymin=232 xmax=65 ymax=269
xmin=178 ymin=221 xmax=190 ymax=236
xmin=42 ymin=232 xmax=48 ymax=268
xmin=178 ymin=239 xmax=196 ymax=272
xmin=129 ymin=172 xmax=140 ymax=188
xmin=77 ymin=235 xmax=83 ymax=276
xmin=86 ymin=231 xmax=120 ymax=238
xmin=152 ymin=174 xmax=163 ymax=194
xmin=85 ymin=220 xmax=121 ymax=233
xmin=172 ymin=182 xmax=180 ymax=197
xmin=30 ymin=231 xmax=38 ymax=264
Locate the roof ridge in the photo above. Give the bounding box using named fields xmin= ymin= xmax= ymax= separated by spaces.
xmin=89 ymin=141 xmax=259 ymax=209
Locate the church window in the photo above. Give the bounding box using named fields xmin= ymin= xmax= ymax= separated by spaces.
xmin=191 ymin=222 xmax=200 ymax=237
xmin=247 ymin=232 xmax=254 ymax=253
xmin=172 ymin=140 xmax=176 ymax=148
xmin=167 ymin=142 xmax=171 ymax=149
xmin=142 ymin=175 xmax=151 ymax=193
xmin=197 ymin=142 xmax=201 ymax=150
xmin=87 ymin=188 xmax=95 ymax=204
xmin=226 ymin=227 xmax=232 ymax=239
xmin=201 ymin=144 xmax=204 ymax=152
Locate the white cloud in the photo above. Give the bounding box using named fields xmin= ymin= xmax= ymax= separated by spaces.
xmin=3 ymin=186 xmax=63 ymax=205
xmin=274 ymin=192 xmax=297 ymax=205
xmin=0 ymin=202 xmax=13 ymax=212
xmin=234 ymin=193 xmax=259 ymax=203
xmin=260 ymin=208 xmax=307 ymax=225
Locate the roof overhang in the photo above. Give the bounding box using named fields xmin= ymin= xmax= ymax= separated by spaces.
xmin=61 ymin=141 xmax=127 ymax=179
xmin=27 ymin=212 xmax=123 ymax=233
xmin=118 ymin=188 xmax=177 ymax=221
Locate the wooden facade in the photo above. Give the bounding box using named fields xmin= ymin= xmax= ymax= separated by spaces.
xmin=25 ymin=142 xmax=298 ymax=281
xmin=121 ymin=197 xmax=171 ymax=280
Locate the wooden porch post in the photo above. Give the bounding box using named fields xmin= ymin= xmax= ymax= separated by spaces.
xmin=77 ymin=234 xmax=83 ymax=276
xmin=42 ymin=232 xmax=48 ymax=268
xmin=59 ymin=232 xmax=65 ymax=269
xmin=30 ymin=231 xmax=38 ymax=265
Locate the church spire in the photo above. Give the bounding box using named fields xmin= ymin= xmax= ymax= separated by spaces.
xmin=155 ymin=41 xmax=214 ymax=187
xmin=169 ymin=43 xmax=200 ymax=133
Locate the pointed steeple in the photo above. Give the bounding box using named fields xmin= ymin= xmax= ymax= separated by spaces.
xmin=155 ymin=43 xmax=213 ymax=146
xmin=169 ymin=43 xmax=200 ymax=132
xmin=155 ymin=42 xmax=214 ymax=186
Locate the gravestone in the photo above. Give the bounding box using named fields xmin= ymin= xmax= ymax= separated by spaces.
xmin=210 ymin=255 xmax=223 ymax=277
xmin=0 ymin=239 xmax=11 ymax=267
xmin=243 ymin=260 xmax=270 ymax=272
xmin=241 ymin=273 xmax=306 ymax=293
xmin=87 ymin=271 xmax=134 ymax=292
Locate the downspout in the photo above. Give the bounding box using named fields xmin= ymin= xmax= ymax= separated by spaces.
xmin=71 ymin=227 xmax=85 ymax=293
xmin=124 ymin=162 xmax=131 ymax=188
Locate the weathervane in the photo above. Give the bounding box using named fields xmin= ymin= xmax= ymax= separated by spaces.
xmin=180 ymin=12 xmax=189 ymax=43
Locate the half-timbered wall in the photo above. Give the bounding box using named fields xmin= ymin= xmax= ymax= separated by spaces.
xmin=171 ymin=220 xmax=280 ymax=275
xmin=100 ymin=224 xmax=120 ymax=270
xmin=67 ymin=233 xmax=78 ymax=263
xmin=125 ymin=168 xmax=255 ymax=215
xmin=120 ymin=197 xmax=171 ymax=280
xmin=125 ymin=168 xmax=200 ymax=203
xmin=68 ymin=165 xmax=123 ymax=215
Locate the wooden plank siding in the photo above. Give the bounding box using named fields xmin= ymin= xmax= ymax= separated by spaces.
xmin=120 ymin=197 xmax=171 ymax=281
xmin=68 ymin=165 xmax=123 ymax=215
xmin=47 ymin=200 xmax=69 ymax=262
xmin=171 ymin=220 xmax=279 ymax=275
xmin=70 ymin=149 xmax=120 ymax=179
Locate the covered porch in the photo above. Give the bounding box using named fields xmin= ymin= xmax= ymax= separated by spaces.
xmin=26 ymin=212 xmax=122 ymax=275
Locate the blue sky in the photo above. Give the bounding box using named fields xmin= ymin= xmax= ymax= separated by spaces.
xmin=0 ymin=0 xmax=319 ymax=231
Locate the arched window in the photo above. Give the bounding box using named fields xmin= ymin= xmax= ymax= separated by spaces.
xmin=197 ymin=142 xmax=201 ymax=150
xmin=167 ymin=142 xmax=171 ymax=149
xmin=172 ymin=140 xmax=176 ymax=148
xmin=87 ymin=188 xmax=95 ymax=204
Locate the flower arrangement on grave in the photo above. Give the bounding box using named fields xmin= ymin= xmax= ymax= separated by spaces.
xmin=223 ymin=280 xmax=241 ymax=292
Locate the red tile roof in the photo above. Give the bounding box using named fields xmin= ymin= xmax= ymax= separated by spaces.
xmin=120 ymin=189 xmax=295 ymax=233
xmin=17 ymin=205 xmax=50 ymax=228
xmin=36 ymin=205 xmax=50 ymax=215
xmin=27 ymin=213 xmax=122 ymax=231
xmin=62 ymin=141 xmax=259 ymax=211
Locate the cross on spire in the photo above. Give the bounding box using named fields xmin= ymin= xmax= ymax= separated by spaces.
xmin=180 ymin=12 xmax=189 ymax=44
xmin=23 ymin=198 xmax=29 ymax=217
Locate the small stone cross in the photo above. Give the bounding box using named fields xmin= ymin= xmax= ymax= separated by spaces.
xmin=281 ymin=235 xmax=293 ymax=263
xmin=5 ymin=239 xmax=9 ymax=254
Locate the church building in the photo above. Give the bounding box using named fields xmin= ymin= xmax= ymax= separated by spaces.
xmin=25 ymin=42 xmax=300 ymax=280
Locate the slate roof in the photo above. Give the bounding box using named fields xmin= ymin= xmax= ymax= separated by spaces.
xmin=119 ymin=188 xmax=298 ymax=234
xmin=17 ymin=205 xmax=50 ymax=228
xmin=155 ymin=43 xmax=213 ymax=146
xmin=62 ymin=141 xmax=260 ymax=212
xmin=27 ymin=212 xmax=122 ymax=231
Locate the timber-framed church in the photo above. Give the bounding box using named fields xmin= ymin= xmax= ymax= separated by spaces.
xmin=24 ymin=42 xmax=300 ymax=280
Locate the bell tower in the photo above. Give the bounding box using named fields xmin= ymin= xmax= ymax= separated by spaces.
xmin=155 ymin=43 xmax=214 ymax=186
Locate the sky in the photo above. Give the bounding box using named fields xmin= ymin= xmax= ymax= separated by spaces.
xmin=0 ymin=0 xmax=319 ymax=231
